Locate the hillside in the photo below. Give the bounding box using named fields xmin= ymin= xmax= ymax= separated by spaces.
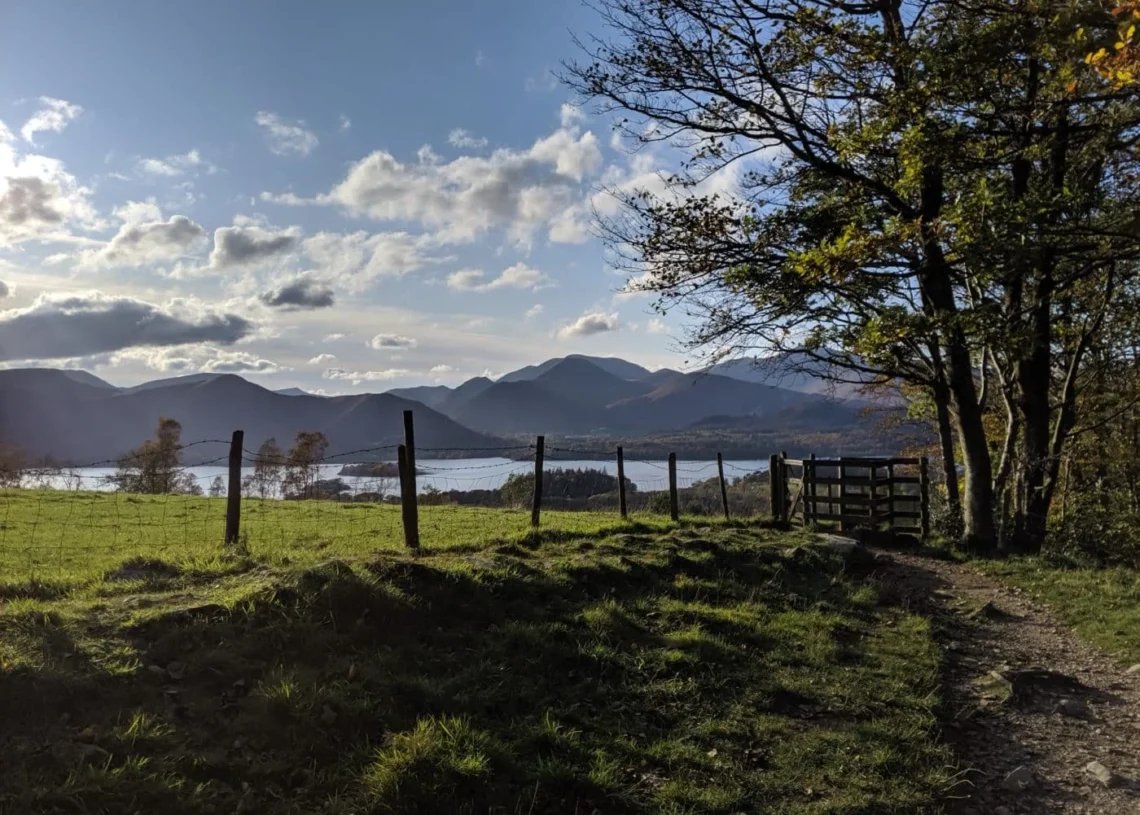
xmin=0 ymin=369 xmax=499 ymax=465
xmin=401 ymin=357 xmax=856 ymax=437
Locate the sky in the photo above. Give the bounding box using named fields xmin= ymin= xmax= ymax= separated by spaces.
xmin=0 ymin=0 xmax=700 ymax=393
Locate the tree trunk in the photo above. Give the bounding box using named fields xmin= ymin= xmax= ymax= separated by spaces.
xmin=933 ymin=382 xmax=962 ymax=524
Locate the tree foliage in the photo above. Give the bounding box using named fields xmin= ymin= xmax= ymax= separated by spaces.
xmin=112 ymin=417 xmax=200 ymax=495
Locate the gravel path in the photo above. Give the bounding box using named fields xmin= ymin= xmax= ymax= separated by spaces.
xmin=873 ymin=549 xmax=1140 ymax=814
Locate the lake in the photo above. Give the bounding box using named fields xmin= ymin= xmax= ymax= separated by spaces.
xmin=44 ymin=458 xmax=771 ymax=496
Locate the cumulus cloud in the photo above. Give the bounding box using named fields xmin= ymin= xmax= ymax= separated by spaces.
xmin=0 ymin=292 xmax=253 ymax=361
xmin=259 ymin=276 xmax=335 ymax=310
xmin=323 ymin=333 xmax=346 ymax=342
xmin=137 ymin=149 xmax=214 ymax=177
xmin=0 ymin=280 xmax=8 ymax=298
xmin=0 ymin=142 xmax=100 ymax=245
xmin=557 ymin=310 xmax=620 ymax=339
xmin=255 ymin=111 xmax=319 ymax=156
xmin=209 ymin=224 xmax=300 ymax=269
xmin=20 ymin=97 xmax=83 ymax=144
xmin=430 ymin=364 xmax=456 ymax=374
xmin=525 ymin=304 xmax=544 ymax=321
xmin=323 ymin=367 xmax=410 ymax=384
xmin=446 ymin=262 xmax=550 ymax=292
xmin=79 ymin=215 xmax=207 ymax=268
xmin=448 ymin=128 xmax=488 ymax=149
xmin=559 ymin=103 xmax=586 ymax=128
xmin=309 ymin=353 xmax=337 ymax=365
xmin=114 ymin=199 xmax=164 ymax=224
xmin=110 ymin=345 xmax=282 ymax=374
xmin=646 ymin=318 xmax=671 ymax=334
xmin=368 ymin=333 xmax=416 ymax=350
xmin=302 ymin=230 xmax=446 ymax=291
xmin=265 ymin=123 xmax=603 ymax=246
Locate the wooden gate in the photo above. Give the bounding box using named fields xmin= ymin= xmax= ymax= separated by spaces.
xmin=768 ymin=455 xmax=930 ymax=538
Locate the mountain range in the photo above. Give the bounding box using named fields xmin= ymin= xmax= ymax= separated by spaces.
xmin=0 ymin=354 xmax=873 ymax=465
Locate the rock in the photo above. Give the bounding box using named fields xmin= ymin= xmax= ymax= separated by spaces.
xmin=1084 ymin=760 xmax=1121 ymax=788
xmin=933 ymin=589 xmax=956 ymax=600
xmin=166 ymin=661 xmax=186 ymax=681
xmin=53 ymin=741 xmax=110 ymax=768
xmin=1126 ymin=664 xmax=1140 ymax=675
xmin=1053 ymin=698 xmax=1092 ymax=720
xmin=320 ymin=705 xmax=338 ymax=725
xmin=76 ymin=725 xmax=99 ymax=743
xmin=1002 ymin=766 xmax=1035 ymax=791
xmin=968 ymin=601 xmax=1009 ymax=620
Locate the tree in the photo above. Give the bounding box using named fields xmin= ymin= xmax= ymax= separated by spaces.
xmin=209 ymin=476 xmax=226 ymax=498
xmin=244 ymin=437 xmax=285 ymax=498
xmin=282 ymin=431 xmax=329 ymax=499
xmin=0 ymin=441 xmax=25 ymax=489
xmin=113 ymin=417 xmax=197 ymax=494
xmin=566 ymin=0 xmax=1140 ymax=552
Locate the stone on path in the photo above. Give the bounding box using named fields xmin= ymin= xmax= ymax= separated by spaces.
xmin=1053 ymin=698 xmax=1093 ymax=720
xmin=1126 ymin=664 xmax=1140 ymax=675
xmin=1002 ymin=766 xmax=1036 ymax=791
xmin=1084 ymin=760 xmax=1119 ymax=788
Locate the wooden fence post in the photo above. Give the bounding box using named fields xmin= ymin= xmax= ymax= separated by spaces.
xmin=868 ymin=462 xmax=879 ymax=532
xmin=919 ymin=456 xmax=931 ymax=539
xmin=224 ymin=429 xmax=244 ymax=545
xmin=616 ymin=445 xmax=628 ymax=520
xmin=531 ymin=436 xmax=544 ymax=527
xmin=838 ymin=462 xmax=848 ymax=533
xmin=768 ymin=453 xmax=780 ymax=522
xmin=887 ymin=461 xmax=896 ymax=541
xmin=717 ymin=452 xmax=730 ymax=520
xmin=805 ymin=453 xmax=816 ymax=527
xmin=668 ymin=452 xmax=679 ymax=521
xmin=402 ymin=410 xmax=420 ymax=549
xmin=398 ymin=445 xmax=420 ymax=550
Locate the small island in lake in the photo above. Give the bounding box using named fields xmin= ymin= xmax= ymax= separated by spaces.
xmin=338 ymin=462 xmax=424 ymax=477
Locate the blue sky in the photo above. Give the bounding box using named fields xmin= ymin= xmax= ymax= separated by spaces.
xmin=0 ymin=0 xmax=700 ymax=391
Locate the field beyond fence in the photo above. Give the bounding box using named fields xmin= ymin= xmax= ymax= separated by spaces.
xmin=0 ymin=412 xmax=930 ymax=589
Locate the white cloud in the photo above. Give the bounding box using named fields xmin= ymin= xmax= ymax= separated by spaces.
xmin=525 ymin=304 xmax=544 ymax=321
xmin=0 ymin=136 xmax=102 ymax=245
xmin=339 ymin=114 xmax=351 ymax=131
xmin=368 ymin=333 xmax=417 ymax=350
xmin=430 ymin=364 xmax=456 ymax=374
xmin=560 ymin=103 xmax=586 ymax=128
xmin=20 ymin=97 xmax=83 ymax=144
xmin=323 ymin=367 xmax=410 ymax=384
xmin=646 ymin=318 xmax=671 ymax=335
xmin=78 ymin=215 xmax=208 ymax=269
xmin=137 ymin=149 xmax=214 ymax=177
xmin=0 ymin=291 xmax=253 ymax=361
xmin=557 ymin=310 xmax=620 ymax=339
xmin=267 ymin=122 xmax=603 ymax=246
xmin=446 ymin=262 xmax=550 ymax=292
xmin=416 ymin=144 xmax=441 ymax=165
xmin=309 ymin=353 xmax=337 ymax=365
xmin=208 ymin=223 xmax=300 ymax=269
xmin=323 ymin=333 xmax=346 ymax=342
xmin=302 ymin=230 xmax=447 ymax=291
xmin=614 ymin=271 xmax=657 ymax=301
xmin=448 ymin=128 xmax=488 ymax=149
xmin=0 ymin=280 xmax=8 ymax=298
xmin=0 ymin=120 xmax=13 ymax=144
xmin=110 ymin=345 xmax=283 ymax=374
xmin=255 ymin=111 xmax=319 ymax=156
xmin=114 ymin=199 xmax=164 ymax=224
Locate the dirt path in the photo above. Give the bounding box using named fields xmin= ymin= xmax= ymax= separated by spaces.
xmin=873 ymin=549 xmax=1140 ymax=814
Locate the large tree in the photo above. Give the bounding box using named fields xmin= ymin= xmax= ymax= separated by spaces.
xmin=567 ymin=0 xmax=1140 ymax=552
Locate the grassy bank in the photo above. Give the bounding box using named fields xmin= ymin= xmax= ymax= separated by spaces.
xmin=0 ymin=524 xmax=953 ymax=814
xmin=977 ymin=558 xmax=1140 ymax=665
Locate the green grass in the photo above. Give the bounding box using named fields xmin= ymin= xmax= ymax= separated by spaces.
xmin=0 ymin=519 xmax=955 ymax=814
xmin=0 ymin=488 xmax=679 ymax=591
xmin=977 ymin=557 xmax=1140 ymax=665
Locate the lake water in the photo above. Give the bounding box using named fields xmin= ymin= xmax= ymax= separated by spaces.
xmin=42 ymin=458 xmax=771 ymax=496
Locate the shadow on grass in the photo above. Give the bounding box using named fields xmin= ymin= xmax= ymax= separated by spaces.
xmin=1 ymin=528 xmax=953 ymax=815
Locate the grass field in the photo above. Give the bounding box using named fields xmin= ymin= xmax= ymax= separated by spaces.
xmin=0 ymin=497 xmax=955 ymax=814
xmin=0 ymin=489 xmax=678 ymax=591
xmin=977 ymin=557 xmax=1140 ymax=666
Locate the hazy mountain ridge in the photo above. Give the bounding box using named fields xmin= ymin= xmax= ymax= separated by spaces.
xmin=0 ymin=369 xmax=497 ymax=465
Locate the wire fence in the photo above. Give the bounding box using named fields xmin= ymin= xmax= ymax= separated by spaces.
xmin=0 ymin=428 xmax=783 ymax=587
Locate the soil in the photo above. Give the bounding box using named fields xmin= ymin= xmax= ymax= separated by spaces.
xmin=874 ymin=548 xmax=1140 ymax=814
